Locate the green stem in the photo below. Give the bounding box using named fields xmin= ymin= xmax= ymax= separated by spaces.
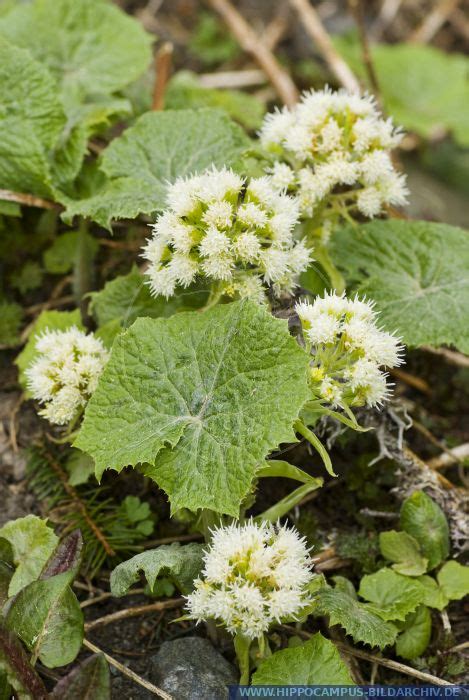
xmin=199 ymin=509 xmax=221 ymax=543
xmin=313 ymin=242 xmax=345 ymax=294
xmin=294 ymin=419 xmax=336 ymax=477
xmin=200 ymin=282 xmax=224 ymax=312
xmin=234 ymin=633 xmax=252 ymax=685
xmin=73 ymin=219 xmax=93 ymax=315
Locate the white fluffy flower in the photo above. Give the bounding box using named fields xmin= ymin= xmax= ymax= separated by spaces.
xmin=295 ymin=293 xmax=404 ymax=408
xmin=26 ymin=327 xmax=109 ymax=426
xmin=142 ymin=167 xmax=312 ymax=301
xmin=259 ymin=87 xmax=407 ymax=219
xmin=186 ymin=520 xmax=314 ymax=640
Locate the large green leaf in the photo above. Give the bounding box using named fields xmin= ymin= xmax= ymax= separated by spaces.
xmin=331 ymin=220 xmax=469 ymax=353
xmin=400 ymin=491 xmax=450 ymax=570
xmin=63 ymin=109 xmax=250 ymax=228
xmin=336 ymin=40 xmax=469 ymax=147
xmin=395 ymin=606 xmax=432 ymax=660
xmin=358 ymin=568 xmax=426 ymax=621
xmin=15 ymin=309 xmax=83 ymax=392
xmin=437 ymin=561 xmax=469 ymax=601
xmin=0 ymin=516 xmax=58 ymax=597
xmin=416 ymin=575 xmax=448 ymax=611
xmin=0 ymin=623 xmax=48 ymax=700
xmin=0 ymin=38 xmax=65 ymax=196
xmin=110 ymin=543 xmax=205 ymax=597
xmin=50 ymin=654 xmax=110 ymax=700
xmin=6 ymin=571 xmax=83 ymax=668
xmin=75 ymin=300 xmax=310 ymax=516
xmin=252 ymin=633 xmax=354 ymax=685
xmin=0 ymin=0 xmax=152 ymax=104
xmin=379 ymin=530 xmax=428 ymax=576
xmin=315 ymin=587 xmax=397 ymax=649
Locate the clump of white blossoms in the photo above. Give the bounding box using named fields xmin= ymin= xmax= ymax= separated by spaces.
xmin=186 ymin=520 xmax=313 ymax=640
xmin=296 ymin=292 xmax=404 ymax=408
xmin=260 ymin=88 xmax=408 ymax=221
xmin=26 ymin=327 xmax=109 ymax=426
xmin=142 ymin=167 xmax=311 ymax=302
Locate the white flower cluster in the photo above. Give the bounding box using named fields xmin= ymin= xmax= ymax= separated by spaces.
xmin=296 ymin=292 xmax=404 ymax=407
xmin=142 ymin=167 xmax=312 ymax=302
xmin=260 ymin=88 xmax=408 ymax=219
xmin=186 ymin=520 xmax=313 ymax=640
xmin=26 ymin=327 xmax=108 ymax=425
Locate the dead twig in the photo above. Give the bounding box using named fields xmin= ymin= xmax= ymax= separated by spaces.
xmin=390 ymin=367 xmax=432 ymax=396
xmin=23 ymin=295 xmax=75 ymax=318
xmin=428 ymin=442 xmax=469 ymax=470
xmin=79 ymin=588 xmax=146 ymax=609
xmin=152 ymin=42 xmax=173 ymax=111
xmin=347 ymin=0 xmax=381 ymax=99
xmin=409 ymin=0 xmax=461 ymax=44
xmin=83 ymin=638 xmax=173 ymax=699
xmin=205 ymin=0 xmax=299 ymax=106
xmin=199 ymin=69 xmax=267 ymax=89
xmin=84 ymin=598 xmax=184 ymax=631
xmin=43 ymin=447 xmax=116 ymax=557
xmin=281 ymin=626 xmax=453 ymax=686
xmin=0 ymin=188 xmax=61 ymax=211
xmin=288 ymin=0 xmax=360 ymax=93
xmin=371 ymin=0 xmax=404 ymax=40
xmin=143 ymin=532 xmax=203 ymax=548
xmin=422 ymin=346 xmax=469 ymax=369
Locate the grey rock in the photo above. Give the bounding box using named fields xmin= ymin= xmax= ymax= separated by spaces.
xmin=150 ymin=637 xmax=238 ymax=700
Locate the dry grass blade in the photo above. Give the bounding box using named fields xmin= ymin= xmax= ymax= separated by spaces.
xmin=205 ymin=0 xmax=299 ymax=106
xmin=288 ymin=0 xmax=360 ymax=93
xmin=84 ymin=598 xmax=184 ymax=631
xmin=152 ymin=42 xmax=174 ymax=111
xmin=83 ymin=638 xmax=173 ymax=699
xmin=0 ymin=188 xmax=61 ymax=211
xmin=409 ymin=0 xmax=461 ymax=44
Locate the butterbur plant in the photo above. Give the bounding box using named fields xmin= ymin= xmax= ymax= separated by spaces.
xmin=142 ymin=167 xmax=312 ymax=304
xmin=186 ymin=520 xmax=314 ymax=682
xmin=296 ymin=292 xmax=404 ymax=409
xmin=4 ymin=1 xmax=469 ymax=689
xmin=25 ymin=326 xmax=109 ymax=427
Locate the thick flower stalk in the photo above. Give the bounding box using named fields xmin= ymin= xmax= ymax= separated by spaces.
xmin=186 ymin=520 xmax=313 ymax=642
xmin=296 ymin=292 xmax=404 ymax=408
xmin=260 ymin=88 xmax=408 ymax=223
xmin=142 ymin=167 xmax=312 ymax=303
xmin=26 ymin=327 xmax=109 ymax=426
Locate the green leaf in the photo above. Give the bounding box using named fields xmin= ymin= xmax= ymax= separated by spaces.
xmin=331 ymin=220 xmax=469 ymax=353
xmin=88 ymin=266 xmax=208 ymax=329
xmin=0 ymin=562 xmax=12 ymax=610
xmin=110 ymin=542 xmax=205 ymax=597
xmin=11 ymin=261 xmax=44 ymax=296
xmin=0 ymin=302 xmax=23 ymax=347
xmin=400 ymin=491 xmax=450 ymax=570
xmin=50 ymin=654 xmax=110 ymax=700
xmin=0 ymin=37 xmax=65 ymax=197
xmin=437 ymin=560 xmax=469 ymax=601
xmin=0 ymin=622 xmax=48 ymax=700
xmin=166 ymin=71 xmax=265 ymax=130
xmin=258 ymin=460 xmax=320 ymax=484
xmin=75 ymin=300 xmax=310 ymax=516
xmin=0 ymin=0 xmax=152 ymax=103
xmin=358 ymin=568 xmax=426 ymax=621
xmin=336 ymin=40 xmax=469 ymax=147
xmin=63 ymin=109 xmax=250 ymax=228
xmin=379 ymin=530 xmax=428 ymax=576
xmin=43 ymin=231 xmax=98 ymax=275
xmin=15 ymin=309 xmax=83 ymax=392
xmin=416 ymin=575 xmax=449 ymax=611
xmin=6 ymin=571 xmax=83 ymax=668
xmin=65 ymin=449 xmax=95 ymax=487
xmin=252 ymin=633 xmax=354 ymax=685
xmin=315 ymin=587 xmax=398 ymax=649
xmin=395 ymin=605 xmax=432 ymax=660
xmin=0 ymin=515 xmax=58 ymax=597
xmin=116 ymin=497 xmax=154 ymax=536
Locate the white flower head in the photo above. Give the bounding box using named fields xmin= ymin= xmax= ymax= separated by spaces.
xmin=260 ymin=88 xmax=407 ymax=219
xmin=26 ymin=327 xmax=109 ymax=426
xmin=296 ymin=292 xmax=405 ymax=408
xmin=186 ymin=520 xmax=314 ymax=640
xmin=143 ymin=167 xmax=308 ymax=302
